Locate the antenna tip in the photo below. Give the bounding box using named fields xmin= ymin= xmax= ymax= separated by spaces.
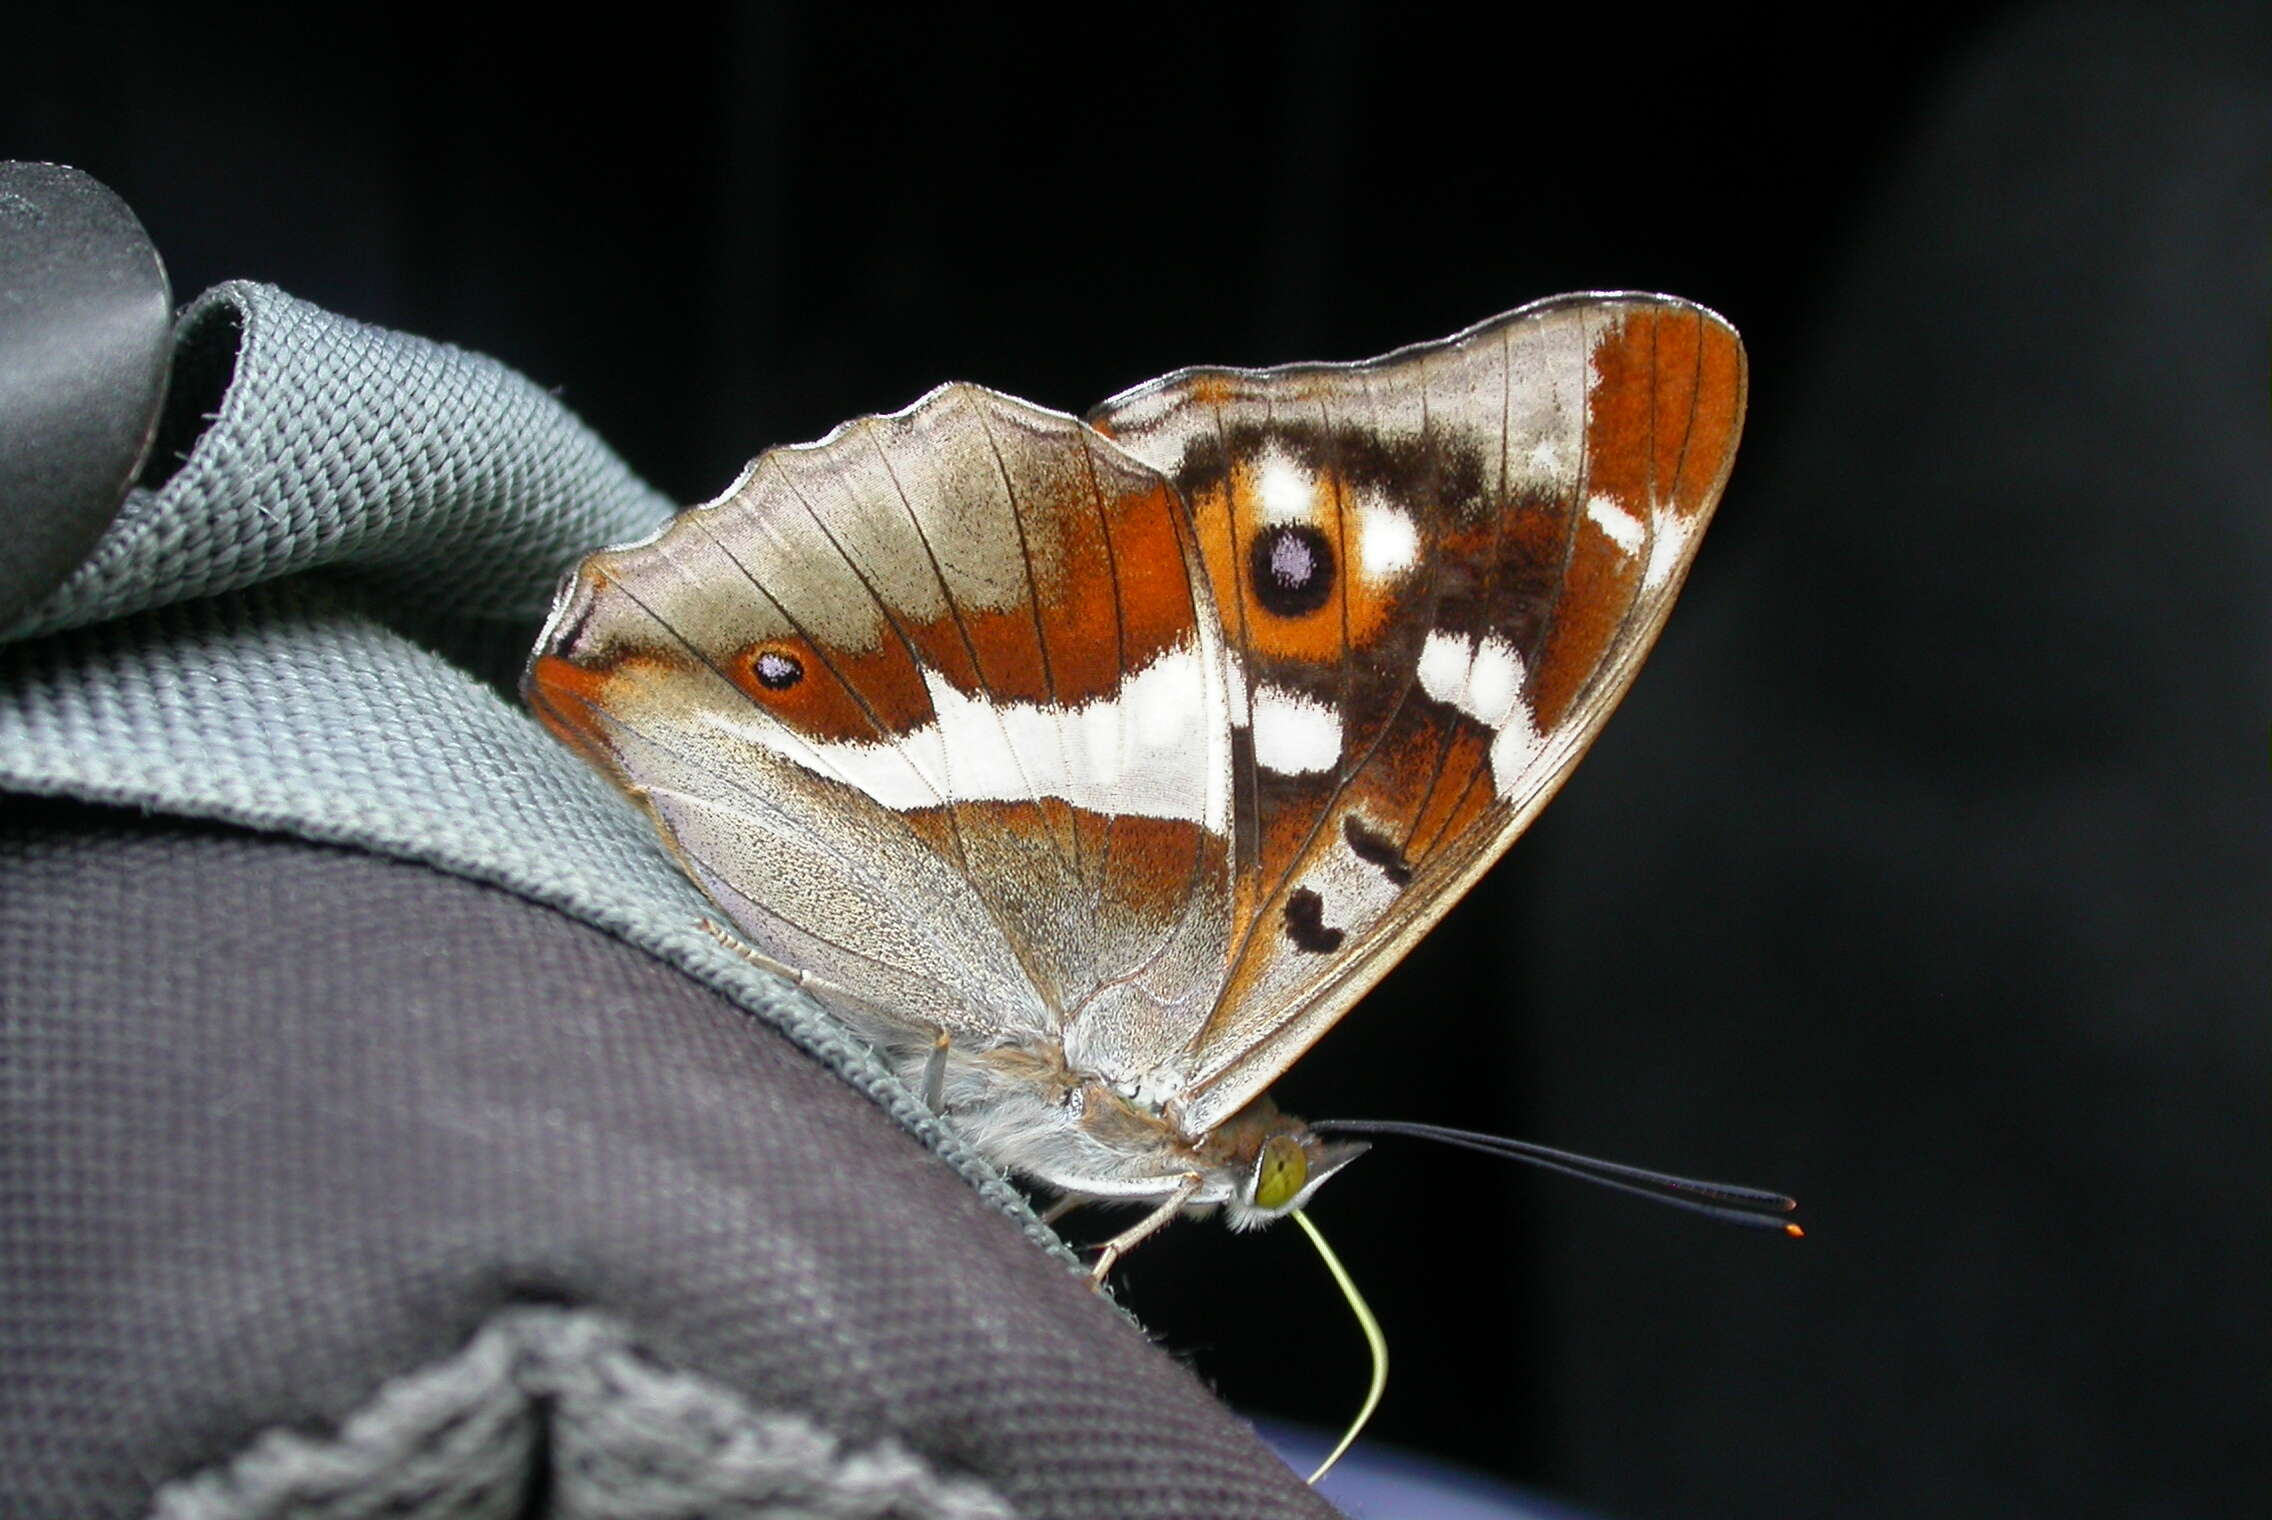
xmin=1784 ymin=1223 xmax=1806 ymax=1239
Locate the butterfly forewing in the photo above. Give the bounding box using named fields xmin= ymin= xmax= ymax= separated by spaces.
xmin=1089 ymin=296 xmax=1746 ymax=1133
xmin=529 ymin=383 xmax=1241 ymax=1069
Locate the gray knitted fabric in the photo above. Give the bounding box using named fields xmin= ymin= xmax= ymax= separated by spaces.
xmin=10 ymin=279 xmax=649 ymax=639
xmin=0 ymin=808 xmax=1336 ymax=1519
xmin=147 ymin=1309 xmax=1019 ymax=1520
xmin=0 ymin=281 xmax=1053 ymax=1253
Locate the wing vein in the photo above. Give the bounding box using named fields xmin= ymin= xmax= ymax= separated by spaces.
xmin=684 ymin=508 xmax=951 ymax=813
xmin=865 ymin=418 xmax=1073 ymax=1008
xmin=772 ymin=466 xmax=980 ymax=879
xmin=972 ymin=399 xmax=1086 ymax=891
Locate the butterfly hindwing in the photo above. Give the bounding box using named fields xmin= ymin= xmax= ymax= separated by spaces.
xmin=1089 ymin=295 xmax=1746 ymax=1132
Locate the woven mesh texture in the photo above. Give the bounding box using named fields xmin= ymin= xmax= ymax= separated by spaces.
xmin=0 ymin=812 xmax=1334 ymax=1517
xmin=9 ymin=281 xmax=659 ymax=640
xmin=0 ymin=280 xmax=1041 ymax=1237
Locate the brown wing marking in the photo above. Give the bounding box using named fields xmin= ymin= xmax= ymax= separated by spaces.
xmin=1094 ymin=361 xmax=1470 ymax=987
xmin=1093 ymin=295 xmax=1746 ymax=1135
xmin=527 ymin=572 xmax=1042 ymax=1037
xmin=529 ymin=384 xmax=1239 ymax=1046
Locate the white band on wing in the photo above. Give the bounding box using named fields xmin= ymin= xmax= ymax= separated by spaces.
xmin=711 ymin=641 xmax=1232 ymax=830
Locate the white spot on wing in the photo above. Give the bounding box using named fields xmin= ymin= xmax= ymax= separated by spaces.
xmin=1643 ymin=512 xmax=1693 ymax=591
xmin=1416 ymin=630 xmax=1528 ymax=730
xmin=1416 ymin=630 xmax=1471 ymax=708
xmin=1587 ymin=492 xmax=1646 ymax=556
xmin=1254 ymin=450 xmax=1318 ymax=526
xmin=1464 ymin=636 xmax=1526 ymax=729
xmin=1251 ymin=682 xmax=1342 ymax=775
xmin=1526 ymin=435 xmax=1573 ymax=481
xmin=1420 ymin=629 xmax=1548 ymax=801
xmin=1357 ymin=494 xmax=1419 ymax=584
xmin=1489 ymin=714 xmax=1546 ymax=799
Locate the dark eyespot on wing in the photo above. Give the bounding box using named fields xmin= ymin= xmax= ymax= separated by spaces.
xmin=1341 ymin=815 xmax=1413 ymax=887
xmin=1283 ymin=887 xmax=1345 ymax=953
xmin=1249 ymin=523 xmax=1336 ymax=618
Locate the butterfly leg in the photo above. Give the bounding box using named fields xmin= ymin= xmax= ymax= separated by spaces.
xmin=921 ymin=1029 xmax=950 ymax=1114
xmin=1086 ymin=1173 xmax=1205 ymax=1286
xmin=698 ymin=917 xmax=812 ymax=986
xmin=1038 ymin=1195 xmax=1085 ymax=1226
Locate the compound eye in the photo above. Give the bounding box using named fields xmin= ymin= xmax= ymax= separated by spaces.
xmin=1251 ymin=1133 xmax=1309 ymax=1211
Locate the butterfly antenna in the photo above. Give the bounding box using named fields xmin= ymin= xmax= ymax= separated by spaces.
xmin=1309 ymin=1120 xmax=1803 ymax=1236
xmin=1289 ymin=1208 xmax=1387 ymax=1486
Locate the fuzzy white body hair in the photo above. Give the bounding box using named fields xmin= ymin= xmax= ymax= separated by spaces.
xmin=835 ymin=1006 xmax=1356 ymax=1232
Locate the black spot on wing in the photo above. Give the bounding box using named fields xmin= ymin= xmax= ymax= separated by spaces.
xmin=1283 ymin=887 xmax=1345 ymax=953
xmin=1342 ymin=815 xmax=1414 ymax=887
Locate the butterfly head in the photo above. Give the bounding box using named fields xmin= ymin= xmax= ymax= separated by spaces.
xmin=1206 ymin=1097 xmax=1369 ymax=1231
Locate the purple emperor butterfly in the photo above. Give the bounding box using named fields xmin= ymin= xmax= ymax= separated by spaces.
xmin=527 ymin=294 xmax=1779 ymax=1288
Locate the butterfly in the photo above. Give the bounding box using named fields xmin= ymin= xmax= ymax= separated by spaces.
xmin=525 ymin=292 xmax=1754 ymax=1281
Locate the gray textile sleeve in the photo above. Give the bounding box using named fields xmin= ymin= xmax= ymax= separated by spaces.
xmin=0 ymin=280 xmax=1033 ymax=1221
xmin=10 ymin=278 xmax=655 ymax=639
xmin=0 ymin=284 xmax=1339 ymax=1518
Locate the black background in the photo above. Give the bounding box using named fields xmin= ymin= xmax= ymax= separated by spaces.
xmin=8 ymin=4 xmax=2266 ymax=1516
